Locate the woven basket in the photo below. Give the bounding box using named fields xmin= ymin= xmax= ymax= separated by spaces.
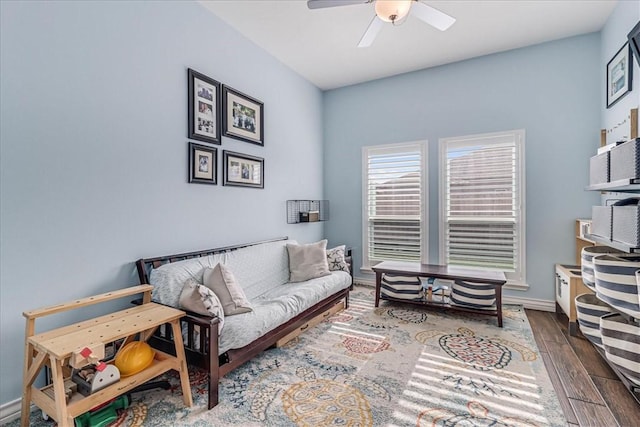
xmin=600 ymin=313 xmax=640 ymax=386
xmin=581 ymin=246 xmax=623 ymax=291
xmin=575 ymin=293 xmax=614 ymax=349
xmin=593 ymin=254 xmax=640 ymax=319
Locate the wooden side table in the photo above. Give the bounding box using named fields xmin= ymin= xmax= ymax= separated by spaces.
xmin=372 ymin=261 xmax=507 ymax=327
xmin=21 ymin=285 xmax=192 ymax=427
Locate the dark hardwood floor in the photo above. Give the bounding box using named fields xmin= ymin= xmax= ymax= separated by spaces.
xmin=526 ymin=309 xmax=640 ymax=427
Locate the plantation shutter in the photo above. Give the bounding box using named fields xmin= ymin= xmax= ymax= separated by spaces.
xmin=442 ymin=131 xmax=524 ymax=279
xmin=364 ymin=143 xmax=424 ymax=264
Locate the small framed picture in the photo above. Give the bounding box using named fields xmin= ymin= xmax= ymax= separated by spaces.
xmin=223 ymin=86 xmax=264 ymax=146
xmin=188 ymin=68 xmax=221 ymax=144
xmin=223 ymin=150 xmax=264 ymax=189
xmin=606 ymin=43 xmax=633 ymax=108
xmin=189 ymin=142 xmax=217 ymax=185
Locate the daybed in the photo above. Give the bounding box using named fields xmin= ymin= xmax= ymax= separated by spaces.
xmin=135 ymin=237 xmax=352 ymax=409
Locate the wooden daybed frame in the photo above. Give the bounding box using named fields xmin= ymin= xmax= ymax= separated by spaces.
xmin=135 ymin=237 xmax=352 ymax=410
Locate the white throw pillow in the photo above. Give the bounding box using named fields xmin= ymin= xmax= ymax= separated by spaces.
xmin=326 ymin=245 xmax=349 ymax=272
xmin=286 ymin=239 xmax=331 ymax=282
xmin=203 ymin=264 xmax=252 ymax=316
xmin=178 ymin=278 xmax=225 ymax=333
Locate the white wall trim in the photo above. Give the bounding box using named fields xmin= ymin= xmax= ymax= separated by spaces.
xmin=1 ymin=397 xmax=35 ymax=425
xmin=354 ymin=276 xmax=554 ymax=311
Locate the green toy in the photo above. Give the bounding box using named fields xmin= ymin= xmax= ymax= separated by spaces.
xmin=74 ymin=394 xmax=129 ymax=427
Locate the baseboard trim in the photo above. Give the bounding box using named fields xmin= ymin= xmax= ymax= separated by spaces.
xmin=353 ymin=276 xmax=555 ymax=312
xmin=0 ymin=397 xmax=34 ymax=425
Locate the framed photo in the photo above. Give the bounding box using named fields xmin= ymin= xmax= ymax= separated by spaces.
xmin=223 ymin=86 xmax=264 ymax=146
xmin=223 ymin=150 xmax=264 ymax=189
xmin=188 ymin=68 xmax=221 ymax=144
xmin=189 ymin=142 xmax=217 ymax=185
xmin=606 ymin=43 xmax=633 ymax=108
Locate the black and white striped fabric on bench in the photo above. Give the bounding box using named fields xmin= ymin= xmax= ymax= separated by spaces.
xmin=380 ymin=274 xmax=423 ymax=301
xmin=450 ymin=279 xmax=496 ymax=309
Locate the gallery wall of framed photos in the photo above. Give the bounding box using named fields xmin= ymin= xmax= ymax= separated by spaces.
xmin=187 ymin=67 xmax=264 ymax=188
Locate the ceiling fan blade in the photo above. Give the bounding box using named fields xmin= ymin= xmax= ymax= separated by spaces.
xmin=358 ymin=15 xmax=384 ymax=48
xmin=411 ymin=1 xmax=456 ymax=31
xmin=307 ymin=0 xmax=368 ymax=10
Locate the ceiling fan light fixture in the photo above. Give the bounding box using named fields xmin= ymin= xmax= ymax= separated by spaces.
xmin=374 ymin=0 xmax=412 ymax=23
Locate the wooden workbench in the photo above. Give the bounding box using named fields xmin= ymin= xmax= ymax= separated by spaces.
xmin=21 ymin=285 xmax=192 ymax=427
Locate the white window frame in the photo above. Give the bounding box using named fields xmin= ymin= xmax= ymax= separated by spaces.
xmin=438 ymin=130 xmax=527 ymax=289
xmin=362 ymin=141 xmax=428 ymax=272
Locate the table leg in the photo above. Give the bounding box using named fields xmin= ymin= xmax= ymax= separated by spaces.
xmin=169 ymin=319 xmax=193 ymax=407
xmin=374 ymin=271 xmax=382 ymax=307
xmin=495 ymin=285 xmax=503 ymax=327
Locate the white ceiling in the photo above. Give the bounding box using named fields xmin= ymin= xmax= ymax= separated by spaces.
xmin=201 ymin=0 xmax=617 ymax=90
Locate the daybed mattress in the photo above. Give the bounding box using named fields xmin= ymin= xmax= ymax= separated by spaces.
xmin=219 ymin=270 xmax=350 ymax=354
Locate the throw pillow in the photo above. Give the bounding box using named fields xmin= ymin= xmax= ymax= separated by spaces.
xmin=286 ymin=239 xmax=331 ymax=282
xmin=203 ymin=264 xmax=253 ymax=316
xmin=178 ymin=278 xmax=225 ymax=333
xmin=326 ymin=245 xmax=349 ymax=272
xmin=450 ymin=279 xmax=496 ymax=309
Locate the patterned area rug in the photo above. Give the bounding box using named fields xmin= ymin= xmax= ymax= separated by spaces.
xmin=17 ymin=286 xmax=565 ymax=426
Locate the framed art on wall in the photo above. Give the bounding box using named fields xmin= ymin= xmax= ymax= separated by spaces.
xmin=188 ymin=68 xmax=221 ymax=144
xmin=223 ymin=150 xmax=264 ymax=189
xmin=606 ymin=42 xmax=633 ymax=108
xmin=189 ymin=142 xmax=217 ymax=185
xmin=223 ymin=86 xmax=264 ymax=146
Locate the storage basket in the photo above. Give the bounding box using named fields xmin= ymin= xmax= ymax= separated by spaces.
xmin=380 ymin=273 xmax=423 ymax=301
xmin=610 ymin=138 xmax=640 ymax=182
xmin=600 ymin=313 xmax=640 ymax=386
xmin=581 ymin=246 xmax=622 ymax=291
xmin=612 ymin=204 xmax=640 ymax=247
xmin=591 ymin=206 xmax=612 ymax=240
xmin=589 ymin=151 xmax=610 ymax=185
xmin=593 ymin=253 xmax=640 ymax=319
xmin=575 ymin=293 xmax=614 ymax=349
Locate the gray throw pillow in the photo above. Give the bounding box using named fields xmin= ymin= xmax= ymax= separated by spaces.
xmin=203 ymin=264 xmax=252 ymax=316
xmin=178 ymin=278 xmax=225 ymax=332
xmin=287 ymin=239 xmax=331 ymax=282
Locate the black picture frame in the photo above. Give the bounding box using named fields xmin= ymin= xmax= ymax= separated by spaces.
xmin=188 ymin=68 xmax=222 ymax=144
xmin=628 ymin=20 xmax=640 ymax=68
xmin=222 ymin=85 xmax=264 ymax=146
xmin=606 ymin=43 xmax=633 ymax=108
xmin=189 ymin=142 xmax=217 ymax=185
xmin=223 ymin=150 xmax=264 ymax=189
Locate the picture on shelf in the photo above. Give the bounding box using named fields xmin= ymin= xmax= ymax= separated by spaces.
xmin=188 ymin=68 xmax=221 ymax=144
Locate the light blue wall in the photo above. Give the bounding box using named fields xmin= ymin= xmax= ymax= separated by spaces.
xmin=323 ymin=34 xmax=602 ymax=301
xmin=601 ymin=0 xmax=640 ymax=132
xmin=0 ymin=1 xmax=324 ymax=404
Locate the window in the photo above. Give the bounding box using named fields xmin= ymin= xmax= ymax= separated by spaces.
xmin=362 ymin=141 xmax=427 ymax=269
xmin=439 ymin=130 xmax=526 ymax=286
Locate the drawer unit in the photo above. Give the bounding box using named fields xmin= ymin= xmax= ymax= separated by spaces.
xmin=555 ymin=264 xmax=595 ymax=336
xmin=276 ymin=299 xmax=345 ymax=347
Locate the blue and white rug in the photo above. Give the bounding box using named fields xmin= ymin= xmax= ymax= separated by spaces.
xmin=16 ymin=285 xmax=565 ymax=426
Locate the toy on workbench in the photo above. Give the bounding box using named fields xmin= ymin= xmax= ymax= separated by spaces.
xmin=70 ymin=344 xmax=121 ymax=396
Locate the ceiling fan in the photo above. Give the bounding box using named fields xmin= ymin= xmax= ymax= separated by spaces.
xmin=307 ymin=0 xmax=456 ymax=48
